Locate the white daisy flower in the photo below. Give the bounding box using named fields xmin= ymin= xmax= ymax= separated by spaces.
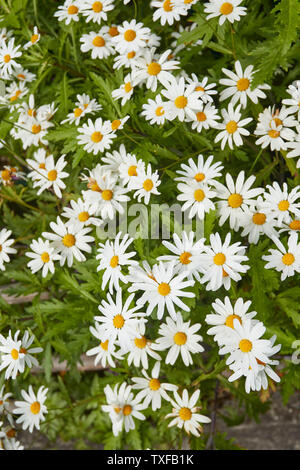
xmin=228 ymin=335 xmax=281 ymax=393
xmin=12 ymin=117 xmax=54 ymax=149
xmin=2 ymin=437 xmax=24 ymax=451
xmin=79 ymin=28 xmax=114 ymax=59
xmin=75 ymin=93 xmax=102 ymax=115
xmin=20 ymin=331 xmax=43 ymax=369
xmin=197 ymin=232 xmax=249 ymax=291
xmin=118 ymin=153 xmax=145 ymax=187
xmin=219 ymin=319 xmax=274 ymax=375
xmin=127 ymin=325 xmax=162 ymax=370
xmin=205 ymin=296 xmax=257 ymax=346
xmin=26 ymin=238 xmax=61 ymax=277
xmin=26 ymin=148 xmax=48 ymax=179
xmin=239 ymin=196 xmax=278 ymax=244
xmin=214 ymin=171 xmax=264 ymax=231
xmin=111 ymin=73 xmax=135 ymax=106
xmin=23 ymin=26 xmax=40 ymax=50
xmin=0 ymin=229 xmax=17 ymax=271
xmin=140 ymin=94 xmax=168 ymax=126
xmin=61 ymin=198 xmax=102 ymax=228
xmin=263 ymin=182 xmax=300 ymax=226
xmin=129 ymin=163 xmax=161 ymax=205
xmin=158 ymin=231 xmax=206 ymax=282
xmin=282 ymin=81 xmax=300 ymax=121
xmin=161 ymin=75 xmax=203 ymax=122
xmin=32 ymin=154 xmax=69 ymax=199
xmin=113 ymin=49 xmax=142 ymax=70
xmin=13 ymin=386 xmax=48 ymax=433
xmin=132 ymin=48 xmax=180 ymax=92
xmin=0 ymin=330 xmax=25 ymax=380
xmin=175 ymin=154 xmax=223 ymax=187
xmin=286 ymin=126 xmax=300 ymax=168
xmin=77 ymin=118 xmax=117 ymax=154
xmin=128 ymin=261 xmax=195 ymax=321
xmin=153 ymin=312 xmax=204 ymax=366
xmin=96 ymin=231 xmax=138 ymax=293
xmin=204 ymin=0 xmax=247 ymax=26
xmin=187 ymin=102 xmax=221 ymax=132
xmin=82 ymin=164 xmax=130 ymax=219
xmin=132 ymin=361 xmax=178 ymax=411
xmin=102 ymin=382 xmax=146 ymax=436
xmin=86 ymin=321 xmax=124 ymax=368
xmin=101 ymin=144 xmax=130 ymax=172
xmin=94 ymin=290 xmax=146 ymax=353
xmin=165 ymin=389 xmax=211 ymax=437
xmin=0 ymin=166 xmax=25 ymax=186
xmin=111 ymin=19 xmax=151 ymax=54
xmin=279 ymin=218 xmax=300 ymax=235
xmin=0 ymin=38 xmax=22 ymax=79
xmin=152 ymin=0 xmax=187 ymax=25
xmin=262 ymin=232 xmax=300 ymax=281
xmin=254 ymin=105 xmax=297 ymax=151
xmin=177 ymin=180 xmax=217 ymax=220
xmin=110 ymin=115 xmax=130 ymax=132
xmin=219 ymin=60 xmax=270 ymax=109
xmin=54 ymin=0 xmax=81 ymax=25
xmin=42 ymin=216 xmax=94 ymax=268
xmin=186 ymin=74 xmax=218 ymax=103
xmin=81 ymin=0 xmax=114 ymax=24
xmin=13 ymin=67 xmax=36 ymax=83
xmin=215 ymin=103 xmax=252 ymax=150
xmin=0 ymin=386 xmax=12 ymax=414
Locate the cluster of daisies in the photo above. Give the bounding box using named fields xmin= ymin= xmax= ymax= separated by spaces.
xmin=0 ymin=0 xmax=298 ymax=447
xmin=0 ymin=330 xmax=47 ymax=449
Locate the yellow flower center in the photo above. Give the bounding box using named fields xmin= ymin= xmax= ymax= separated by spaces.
xmin=39 ymin=163 xmax=46 ymax=169
xmin=92 ymin=36 xmax=105 ymax=47
xmin=196 ymin=111 xmax=207 ymax=122
xmin=1 ymin=170 xmax=11 ymax=181
xmin=0 ymin=245 xmax=2 ymax=252
xmin=91 ymin=131 xmax=103 ymax=143
xmin=179 ymin=407 xmax=192 ymax=421
xmin=220 ymin=2 xmax=233 ymax=15
xmin=127 ymin=51 xmax=135 ymax=59
xmin=289 ymin=220 xmax=300 ymax=230
xmin=158 ymin=282 xmax=171 ymax=296
xmin=149 ymin=378 xmax=161 ymax=391
xmin=173 ymin=331 xmax=187 ymax=345
xmin=62 ymin=234 xmax=76 ymax=247
xmin=10 ymin=90 xmax=21 ymax=102
xmin=213 ymin=253 xmax=226 ymax=266
xmin=124 ymin=29 xmax=136 ymax=42
xmin=194 ymin=189 xmax=205 ymax=202
xmin=3 ymin=54 xmax=11 ymax=63
xmin=143 ymin=179 xmax=154 ymax=191
xmin=28 ymin=108 xmax=36 ymax=117
xmin=194 ymin=172 xmax=205 ymax=182
xmin=100 ymin=340 xmax=109 ymax=351
xmin=17 ymin=73 xmax=26 ymax=80
xmin=273 ymin=117 xmax=282 ymax=127
xmin=278 ymin=200 xmax=289 ymax=211
xmin=134 ymin=336 xmax=147 ymax=349
xmin=123 ymin=404 xmax=132 ymax=416
xmin=67 ymin=5 xmax=78 ymax=14
xmin=78 ymin=211 xmax=90 ymax=222
xmin=196 ymin=86 xmax=205 ymax=92
xmin=41 ymin=252 xmax=50 ymax=263
xmin=268 ymin=129 xmax=280 ymax=139
xmin=237 ymin=78 xmax=250 ymax=91
xmin=163 ymin=0 xmax=173 ymax=11
xmin=102 ymin=189 xmax=113 ymax=200
xmin=31 ymin=34 xmax=39 ymax=43
xmin=111 ymin=119 xmax=121 ymax=130
xmin=179 ymin=251 xmax=192 ymax=265
xmin=74 ymin=107 xmax=83 ymax=117
xmin=109 ymin=26 xmax=119 ymax=37
xmin=30 ymin=401 xmax=41 ymax=415
xmin=128 ymin=165 xmax=137 ymax=176
xmin=239 ymin=339 xmax=253 ymax=353
xmin=147 ymin=62 xmax=162 ymax=76
xmin=174 ymin=95 xmax=188 ymax=109
xmin=124 ymin=82 xmax=132 ymax=94
xmin=226 ymin=120 xmax=238 ymax=134
xmin=11 ymin=349 xmax=19 ymax=360
xmin=225 ymin=314 xmax=242 ymax=329
xmin=47 ymin=169 xmax=57 ymax=181
xmin=155 ymin=106 xmax=164 ymax=116
xmin=252 ymin=213 xmax=266 ymax=225
xmin=282 ymin=253 xmax=295 ymax=266
xmin=113 ymin=314 xmax=125 ymax=329
xmin=110 ymin=255 xmax=119 ymax=268
xmin=32 ymin=124 xmax=41 ymax=134
xmin=228 ymin=193 xmax=243 ymax=208
xmin=92 ymin=1 xmax=103 ymax=12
